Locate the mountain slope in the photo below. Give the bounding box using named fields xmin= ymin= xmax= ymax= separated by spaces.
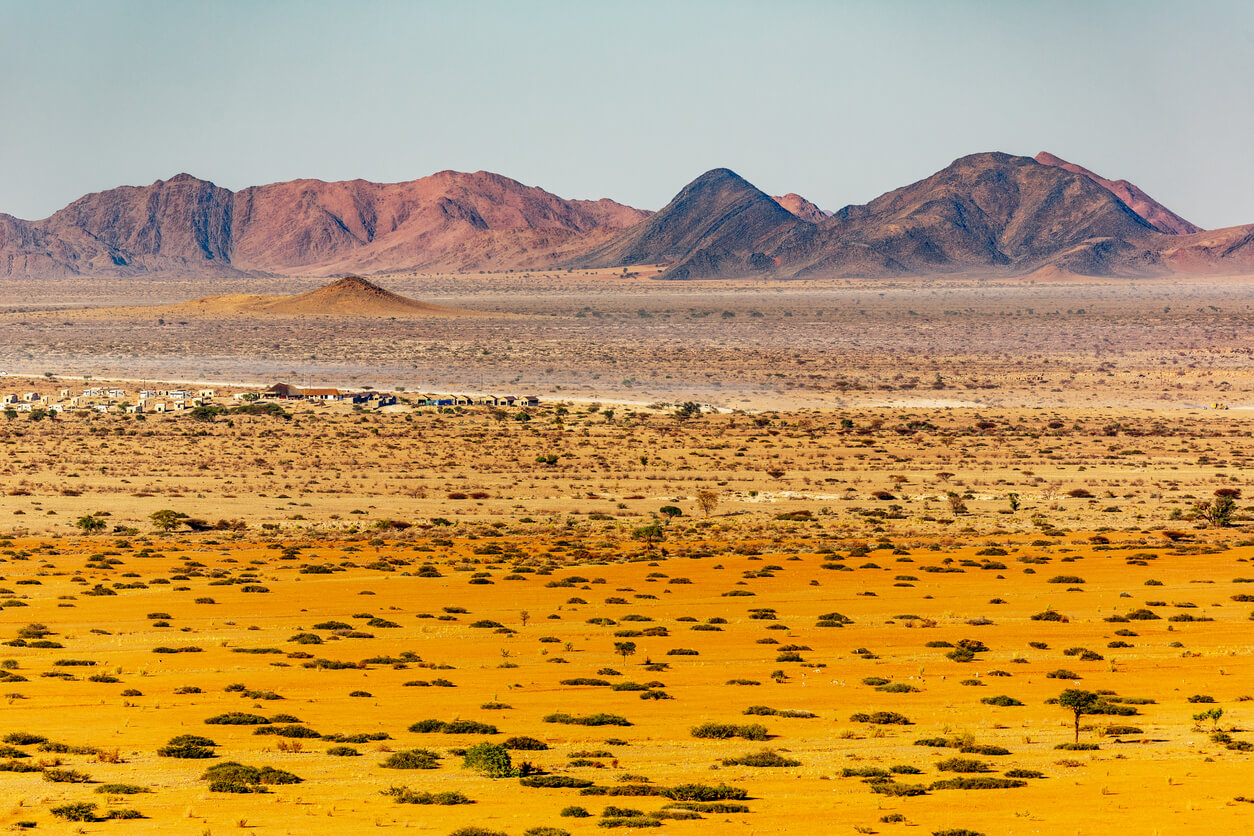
xmin=1034 ymin=151 xmax=1202 ymax=235
xmin=775 ymin=152 xmax=1167 ymax=278
xmin=570 ymin=168 xmax=805 ymax=279
xmin=0 ymin=172 xmax=649 ymax=278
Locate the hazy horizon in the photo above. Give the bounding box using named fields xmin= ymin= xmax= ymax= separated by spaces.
xmin=3 ymin=0 xmax=1252 ymax=228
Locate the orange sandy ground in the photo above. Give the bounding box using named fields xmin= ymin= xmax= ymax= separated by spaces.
xmin=0 ymin=531 xmax=1252 ymax=835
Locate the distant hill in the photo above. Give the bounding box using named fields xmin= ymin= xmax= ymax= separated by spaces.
xmin=0 ymin=172 xmax=649 ymax=278
xmin=779 ymin=151 xmax=1167 ymax=278
xmin=1034 ymin=151 xmax=1203 ymax=235
xmin=163 ymin=275 xmax=476 ymax=318
xmin=569 ymin=168 xmax=804 ymax=279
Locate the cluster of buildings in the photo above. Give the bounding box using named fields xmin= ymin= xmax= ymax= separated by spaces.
xmin=1 ymin=386 xmax=216 ymax=414
xmin=260 ymin=382 xmax=537 ymax=408
xmin=1 ymin=380 xmax=539 ymax=415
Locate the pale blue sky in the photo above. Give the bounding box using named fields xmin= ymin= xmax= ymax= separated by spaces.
xmin=2 ymin=0 xmax=1251 ymax=228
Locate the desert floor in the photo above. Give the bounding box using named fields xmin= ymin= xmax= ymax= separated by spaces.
xmin=0 ymin=275 xmax=1252 ymax=835
xmin=1 ymin=271 xmax=1254 ymax=410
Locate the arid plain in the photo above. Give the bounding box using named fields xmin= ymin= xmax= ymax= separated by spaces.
xmin=0 ymin=274 xmax=1253 ymax=835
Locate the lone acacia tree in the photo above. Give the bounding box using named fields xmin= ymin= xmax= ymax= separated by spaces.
xmin=1058 ymin=688 xmax=1101 ymax=743
xmin=614 ymin=641 xmax=637 ymax=664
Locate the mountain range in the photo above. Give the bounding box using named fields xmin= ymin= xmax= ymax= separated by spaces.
xmin=2 ymin=152 xmax=1251 ymax=280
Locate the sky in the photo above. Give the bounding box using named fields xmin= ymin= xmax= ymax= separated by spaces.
xmin=2 ymin=0 xmax=1252 ymax=228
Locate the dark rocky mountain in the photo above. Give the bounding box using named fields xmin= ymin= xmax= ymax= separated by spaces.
xmin=569 ymin=168 xmax=805 ymax=279
xmin=777 ymin=151 xmax=1168 ymax=278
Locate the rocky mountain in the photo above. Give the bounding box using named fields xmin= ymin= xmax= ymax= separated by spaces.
xmin=778 ymin=151 xmax=1168 ymax=278
xmin=1034 ymin=151 xmax=1203 ymax=235
xmin=569 ymin=168 xmax=804 ymax=279
xmin=0 ymin=172 xmax=649 ymax=278
xmin=4 ymin=151 xmax=1250 ymax=281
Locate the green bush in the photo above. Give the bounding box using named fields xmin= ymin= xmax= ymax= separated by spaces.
xmin=544 ymin=713 xmax=631 ymax=727
xmin=690 ymin=722 xmax=768 ymax=740
xmin=50 ymin=802 xmax=98 ymax=822
xmin=463 ymin=743 xmax=516 ymax=778
xmin=720 ymin=749 xmax=799 ymax=767
xmin=522 ymin=775 xmax=594 ymax=788
xmin=381 ymin=749 xmax=440 ymax=769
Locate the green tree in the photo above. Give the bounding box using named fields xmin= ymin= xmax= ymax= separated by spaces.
xmin=659 ymin=505 xmax=683 ymax=524
xmin=75 ymin=514 xmax=106 ymax=533
xmin=673 ymin=401 xmax=701 ymax=421
xmin=1008 ymin=493 xmax=1021 ymax=512
xmin=150 ymin=509 xmax=187 ymax=531
xmin=614 ymin=641 xmax=637 ymax=664
xmin=1058 ymin=688 xmax=1101 ymax=743
xmin=631 ymin=523 xmax=663 ymax=550
xmin=1198 ymin=488 xmax=1239 ymax=527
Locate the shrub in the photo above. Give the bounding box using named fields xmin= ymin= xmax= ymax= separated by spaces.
xmin=503 ymin=736 xmax=549 ymax=750
xmin=544 ymin=713 xmax=631 ymax=727
xmin=930 ymin=776 xmax=1026 ymax=790
xmin=720 ymin=749 xmax=800 ymax=767
xmin=980 ymin=695 xmax=1023 ymax=706
xmin=381 ymin=749 xmax=440 ymax=769
xmin=462 ymin=743 xmax=516 ymax=778
xmin=1005 ymin=769 xmax=1044 ymax=778
xmin=664 ymin=783 xmax=748 ymax=801
xmin=408 ymin=719 xmax=499 ymax=734
xmin=95 ymin=783 xmax=151 ymax=794
xmin=691 ymin=722 xmax=768 ymax=740
xmin=871 ymin=782 xmax=929 ymax=796
xmin=43 ymin=767 xmax=93 ymax=783
xmin=50 ymin=802 xmax=98 ymax=822
xmin=561 ymin=806 xmax=592 ymax=817
xmin=936 ymin=758 xmax=992 ymax=773
xmin=205 ymin=712 xmax=270 ymax=725
xmin=382 ymin=786 xmax=473 ymax=805
xmin=522 ymin=775 xmax=594 ymax=789
xmin=849 ymin=711 xmax=911 ymax=725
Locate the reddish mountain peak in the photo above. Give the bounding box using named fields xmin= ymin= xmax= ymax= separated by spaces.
xmin=774 ymin=193 xmax=830 ymax=223
xmin=1034 ymin=151 xmax=1202 ymax=235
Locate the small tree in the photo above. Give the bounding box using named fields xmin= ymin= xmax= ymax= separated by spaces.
xmin=695 ymin=489 xmax=720 ymax=516
xmin=1058 ymin=688 xmax=1100 ymax=743
xmin=632 ymin=523 xmax=663 ymax=550
xmin=614 ymin=641 xmax=637 ymax=664
xmin=673 ymin=402 xmax=701 ymax=421
xmin=75 ymin=514 xmax=106 ymax=534
xmin=1193 ymin=707 xmax=1224 ymax=732
xmin=519 ymin=610 xmax=530 ymax=628
xmin=150 ymin=509 xmax=187 ymax=531
xmin=659 ymin=506 xmax=683 ymax=525
xmin=947 ymin=491 xmax=968 ymax=516
xmin=1198 ymin=489 xmax=1239 ymax=527
xmin=1008 ymin=493 xmax=1021 ymax=513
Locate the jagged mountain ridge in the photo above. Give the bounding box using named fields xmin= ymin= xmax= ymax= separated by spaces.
xmin=2 ymin=151 xmax=1251 ymax=280
xmin=0 ymin=171 xmax=651 ymax=278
